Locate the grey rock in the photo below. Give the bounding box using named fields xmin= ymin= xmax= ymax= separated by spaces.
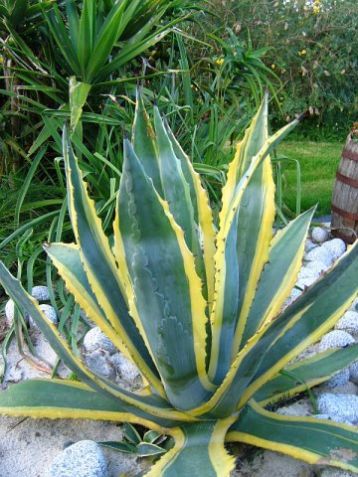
xmin=321 ymin=238 xmax=346 ymax=261
xmin=31 ymin=285 xmax=50 ymax=302
xmin=4 ymin=299 xmax=29 ymax=326
xmin=311 ymin=226 xmax=329 ymax=243
xmin=305 ymin=259 xmax=329 ymax=275
xmin=305 ymin=238 xmax=317 ymax=253
xmin=83 ymin=327 xmax=117 ymax=355
xmin=276 ymin=399 xmax=312 ymax=417
xmin=349 ymin=361 xmax=358 ymax=384
xmin=319 ymin=330 xmax=355 ymax=352
xmin=335 ymin=310 xmax=358 ymax=336
xmin=50 ymin=440 xmax=108 ymax=477
xmin=318 ymin=381 xmax=358 ymax=396
xmin=85 ymin=350 xmax=115 ymax=380
xmin=320 ymin=468 xmax=357 ymax=477
xmin=29 ymin=304 xmax=58 ymax=329
xmin=305 ymin=246 xmax=334 ymax=268
xmin=317 ymin=393 xmax=358 ymax=424
xmin=325 ymin=368 xmax=350 ymax=388
xmin=349 ymin=297 xmax=358 ymax=312
xmin=111 ymin=352 xmax=142 ymax=390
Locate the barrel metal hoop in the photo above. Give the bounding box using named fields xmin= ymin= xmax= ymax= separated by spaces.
xmin=336 ymin=171 xmax=358 ymax=188
xmin=332 ymin=204 xmax=358 ymax=221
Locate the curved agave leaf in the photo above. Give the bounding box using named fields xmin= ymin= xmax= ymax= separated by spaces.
xmin=255 ymin=344 xmax=358 ymax=406
xmin=191 ymin=241 xmax=358 ymax=418
xmin=0 ymin=379 xmax=174 ymax=430
xmin=115 ymin=140 xmax=214 ymax=410
xmin=209 ymin=113 xmax=300 ymax=384
xmin=62 ymin=128 xmax=161 ymax=390
xmin=132 ymin=94 xmax=215 ymax=301
xmin=0 ymin=263 xmax=194 ymax=424
xmin=237 ymin=207 xmax=315 ymax=349
xmin=146 ymin=419 xmax=236 ymax=477
xmin=227 ymin=401 xmax=358 ymax=474
xmin=45 ymin=242 xmax=165 ymax=397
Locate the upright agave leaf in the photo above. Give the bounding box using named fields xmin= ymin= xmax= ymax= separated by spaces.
xmin=0 ymin=96 xmax=357 ymax=477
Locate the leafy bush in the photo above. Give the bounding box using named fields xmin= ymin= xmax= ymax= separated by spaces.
xmin=0 ymin=96 xmax=357 ymax=475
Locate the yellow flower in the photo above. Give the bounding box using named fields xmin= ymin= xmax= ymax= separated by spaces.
xmin=271 ymin=64 xmax=276 ymax=69
xmin=215 ymin=57 xmax=224 ymax=66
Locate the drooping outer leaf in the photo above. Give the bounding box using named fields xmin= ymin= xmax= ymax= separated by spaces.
xmin=146 ymin=418 xmax=236 ymax=477
xmin=192 ymin=241 xmax=358 ymax=418
xmin=255 ymin=344 xmax=358 ymax=406
xmin=0 ymin=262 xmax=195 ymax=424
xmin=0 ymin=379 xmax=176 ymax=430
xmin=227 ymin=401 xmax=358 ymax=474
xmin=62 ymin=128 xmax=162 ymax=393
xmin=238 ymin=207 xmax=315 ymax=348
xmin=116 ymin=140 xmax=214 ymax=410
xmin=209 ymin=112 xmax=300 ymax=384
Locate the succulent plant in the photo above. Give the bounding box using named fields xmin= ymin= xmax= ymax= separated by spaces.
xmin=0 ymin=94 xmax=357 ymax=476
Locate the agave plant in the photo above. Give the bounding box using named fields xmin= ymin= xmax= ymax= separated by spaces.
xmin=0 ymin=95 xmax=357 ymax=476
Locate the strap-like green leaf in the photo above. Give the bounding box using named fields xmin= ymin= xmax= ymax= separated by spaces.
xmin=45 ymin=242 xmax=164 ymax=396
xmin=255 ymin=344 xmax=358 ymax=405
xmin=62 ymin=128 xmax=160 ymax=388
xmin=116 ymin=140 xmax=214 ymax=410
xmin=0 ymin=379 xmax=175 ymax=430
xmin=209 ymin=111 xmax=300 ymax=384
xmin=146 ymin=419 xmax=236 ymax=477
xmin=238 ymin=207 xmax=315 ymax=349
xmin=191 ymin=241 xmax=358 ymax=418
xmin=227 ymin=401 xmax=358 ymax=474
xmin=0 ymin=262 xmax=194 ymax=424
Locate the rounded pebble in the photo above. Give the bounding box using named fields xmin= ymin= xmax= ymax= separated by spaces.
xmin=325 ymin=368 xmax=350 ymax=388
xmin=31 ymin=285 xmax=50 ymax=302
xmin=83 ymin=327 xmax=117 ymax=355
xmin=335 ymin=311 xmax=358 ymax=335
xmin=305 ymin=238 xmax=317 ymax=253
xmin=4 ymin=299 xmax=15 ymax=326
xmin=317 ymin=393 xmax=358 ymax=424
xmin=29 ymin=304 xmax=58 ymax=329
xmin=111 ymin=352 xmax=141 ymax=385
xmin=349 ymin=361 xmax=358 ymax=385
xmin=85 ymin=350 xmax=115 ymax=380
xmin=305 ymin=260 xmax=329 ymax=275
xmin=50 ymin=440 xmax=108 ymax=477
xmin=321 ymin=238 xmax=346 ymax=261
xmin=319 ymin=330 xmax=355 ymax=353
xmin=311 ymin=226 xmax=329 ymax=243
xmin=305 ymin=246 xmax=334 ymax=268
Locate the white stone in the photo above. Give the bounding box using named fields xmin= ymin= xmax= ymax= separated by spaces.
xmin=349 ymin=297 xmax=358 ymax=312
xmin=276 ymin=399 xmax=312 ymax=417
xmin=34 ymin=333 xmax=58 ymax=367
xmin=282 ymin=287 xmax=303 ymax=309
xmin=317 ymin=393 xmax=358 ymax=424
xmin=305 ymin=259 xmax=329 ymax=275
xmin=319 ymin=330 xmax=355 ymax=352
xmin=349 ymin=361 xmax=358 ymax=384
xmin=305 ymin=246 xmax=334 ymax=268
xmin=4 ymin=299 xmax=30 ymax=326
xmin=321 ymin=238 xmax=346 ymax=261
xmin=305 ymin=238 xmax=317 ymax=253
xmin=335 ymin=311 xmax=358 ymax=335
xmin=31 ymin=285 xmax=50 ymax=302
xmin=83 ymin=327 xmax=117 ymax=355
xmin=4 ymin=299 xmax=15 ymax=326
xmin=29 ymin=304 xmax=58 ymax=329
xmin=84 ymin=350 xmax=115 ymax=380
xmin=111 ymin=352 xmax=142 ymax=388
xmin=325 ymin=368 xmax=350 ymax=388
xmin=320 ymin=468 xmax=357 ymax=477
xmin=50 ymin=440 xmax=108 ymax=477
xmin=318 ymin=381 xmax=358 ymax=396
xmin=311 ymin=226 xmax=329 ymax=243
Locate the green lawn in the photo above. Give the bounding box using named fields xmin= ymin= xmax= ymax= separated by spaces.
xmin=277 ymin=141 xmax=343 ymax=216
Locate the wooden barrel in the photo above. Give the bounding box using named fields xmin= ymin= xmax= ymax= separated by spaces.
xmin=331 ymin=132 xmax=358 ymax=243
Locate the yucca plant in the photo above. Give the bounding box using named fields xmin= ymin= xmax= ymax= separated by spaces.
xmin=0 ymin=95 xmax=357 ymax=476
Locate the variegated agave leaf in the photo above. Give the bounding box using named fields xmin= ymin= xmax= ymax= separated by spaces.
xmin=0 ymin=95 xmax=357 ymax=477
